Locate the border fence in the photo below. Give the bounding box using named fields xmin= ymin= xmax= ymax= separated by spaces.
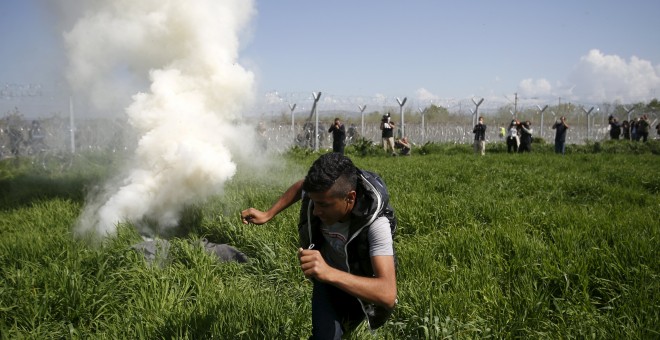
xmin=2 ymin=87 xmax=658 ymax=158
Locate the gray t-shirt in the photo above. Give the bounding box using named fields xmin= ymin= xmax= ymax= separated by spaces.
xmin=320 ymin=216 xmax=393 ymax=272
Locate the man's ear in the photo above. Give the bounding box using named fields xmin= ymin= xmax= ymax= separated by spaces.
xmin=346 ymin=190 xmax=357 ymax=203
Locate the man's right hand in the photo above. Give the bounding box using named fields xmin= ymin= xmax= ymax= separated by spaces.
xmin=241 ymin=208 xmax=271 ymax=225
xmin=239 ymin=179 xmax=304 ymax=226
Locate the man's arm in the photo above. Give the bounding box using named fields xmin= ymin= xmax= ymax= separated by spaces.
xmin=241 ymin=179 xmax=304 ymax=225
xmin=298 ymin=250 xmax=397 ymax=309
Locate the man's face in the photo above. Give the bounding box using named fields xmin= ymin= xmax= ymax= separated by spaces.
xmin=308 ymin=186 xmax=355 ymax=225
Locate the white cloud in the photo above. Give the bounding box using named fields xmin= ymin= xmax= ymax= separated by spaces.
xmin=519 ymin=78 xmax=553 ymax=98
xmin=518 ymin=49 xmax=660 ymax=103
xmin=415 ymin=87 xmax=439 ymax=103
xmin=567 ymin=49 xmax=660 ymax=102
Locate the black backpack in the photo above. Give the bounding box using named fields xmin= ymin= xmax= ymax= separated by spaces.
xmin=358 ymin=170 xmax=397 ymax=239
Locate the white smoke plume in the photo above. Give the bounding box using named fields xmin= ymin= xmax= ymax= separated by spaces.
xmin=65 ymin=0 xmax=257 ymax=237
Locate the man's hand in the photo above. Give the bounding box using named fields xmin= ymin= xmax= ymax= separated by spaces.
xmin=240 ymin=208 xmax=271 ymax=225
xmin=239 ymin=179 xmax=304 ymax=226
xmin=298 ymin=248 xmax=333 ymax=281
xmin=298 ymin=248 xmax=398 ymax=309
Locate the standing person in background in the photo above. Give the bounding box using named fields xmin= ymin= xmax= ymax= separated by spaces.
xmin=518 ymin=121 xmax=533 ymax=153
xmin=472 ymin=116 xmax=487 ymax=156
xmin=506 ymin=119 xmax=520 ymax=153
xmin=346 ymin=123 xmax=359 ymax=145
xmin=240 ymin=153 xmax=397 ymax=338
xmin=8 ymin=122 xmax=23 ymax=157
xmin=622 ymin=120 xmax=631 ymax=140
xmin=608 ymin=116 xmax=621 ymax=140
xmin=631 ymin=118 xmax=639 ymax=141
xmin=637 ymin=114 xmax=650 ymax=142
xmin=380 ymin=113 xmax=396 ymax=156
xmin=656 ymin=122 xmax=660 ymax=139
xmin=328 ymin=117 xmax=346 ymax=154
xmin=28 ymin=120 xmax=46 ymax=153
xmin=552 ymin=116 xmax=569 ymax=155
xmin=256 ymin=121 xmax=268 ymax=151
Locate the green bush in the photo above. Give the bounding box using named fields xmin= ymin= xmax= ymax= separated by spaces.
xmin=345 ymin=137 xmax=381 ymax=157
xmin=532 ymin=136 xmax=546 ymax=144
xmin=570 ymin=139 xmax=660 ymax=154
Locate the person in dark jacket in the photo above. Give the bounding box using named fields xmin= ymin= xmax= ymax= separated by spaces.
xmin=518 ymin=121 xmax=533 ymax=153
xmin=380 ymin=113 xmax=396 ymax=156
xmin=608 ymin=116 xmax=621 ymax=140
xmin=472 ymin=116 xmax=487 ymax=155
xmin=622 ymin=120 xmax=631 ymax=140
xmin=241 ymin=153 xmax=397 ymax=338
xmin=637 ymin=114 xmax=650 ymax=142
xmin=327 ymin=117 xmax=346 ymax=154
xmin=552 ymin=116 xmax=569 ymax=155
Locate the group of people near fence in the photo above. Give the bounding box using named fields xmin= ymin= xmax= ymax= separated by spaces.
xmin=484 ymin=112 xmax=658 ymax=156
xmin=327 ymin=115 xmax=410 ymax=157
xmin=473 ymin=116 xmax=538 ymax=156
xmin=302 ymin=112 xmax=659 ymax=158
xmin=502 ymin=119 xmax=535 ymax=154
xmin=0 ymin=119 xmax=45 ymax=158
xmin=608 ymin=114 xmax=657 ymax=142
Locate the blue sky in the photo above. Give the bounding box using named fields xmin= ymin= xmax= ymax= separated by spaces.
xmin=2 ymin=0 xmax=660 ymax=117
xmin=241 ymin=1 xmax=660 ymax=105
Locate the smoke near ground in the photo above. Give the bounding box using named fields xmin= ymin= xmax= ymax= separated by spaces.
xmin=63 ymin=0 xmax=258 ymax=237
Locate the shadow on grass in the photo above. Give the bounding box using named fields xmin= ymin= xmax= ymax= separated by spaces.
xmin=0 ymin=151 xmax=121 ymax=211
xmin=0 ymin=173 xmax=93 ymax=210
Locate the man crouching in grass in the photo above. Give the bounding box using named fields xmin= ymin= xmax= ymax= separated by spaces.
xmin=241 ymin=153 xmax=397 ymax=339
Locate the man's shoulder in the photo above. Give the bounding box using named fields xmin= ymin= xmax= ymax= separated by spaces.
xmin=357 ymin=169 xmax=387 ymax=188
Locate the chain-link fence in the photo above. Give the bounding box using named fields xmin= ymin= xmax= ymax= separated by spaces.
xmin=2 ymin=86 xmax=657 ymax=158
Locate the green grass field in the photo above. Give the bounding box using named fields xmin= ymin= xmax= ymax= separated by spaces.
xmin=1 ymin=142 xmax=659 ymax=339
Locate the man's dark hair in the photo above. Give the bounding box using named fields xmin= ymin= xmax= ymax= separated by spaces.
xmin=303 ymin=153 xmax=357 ymax=197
